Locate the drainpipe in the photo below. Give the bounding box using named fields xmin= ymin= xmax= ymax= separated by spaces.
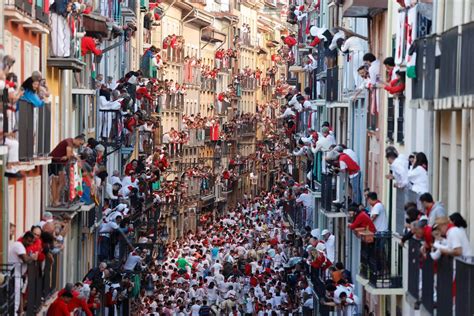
xmin=1 ymin=155 xmax=7 ymax=263
xmin=460 ymin=110 xmax=469 ymax=219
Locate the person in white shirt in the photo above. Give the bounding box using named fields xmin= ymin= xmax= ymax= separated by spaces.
xmin=296 ymin=186 xmax=314 ymax=227
xmin=123 ymin=250 xmax=142 ymax=271
xmin=279 ymin=106 xmax=296 ymax=119
xmin=407 ymin=152 xmax=429 ymax=194
xmin=434 ymin=216 xmax=472 ymax=258
xmin=385 ymin=146 xmax=409 ymax=189
xmin=190 ymin=300 xmax=201 ymax=316
xmin=367 ymin=192 xmax=388 ymax=232
xmin=8 ymin=232 xmax=37 ymax=314
xmin=362 ymin=53 xmax=381 ymax=88
xmin=321 ymin=229 xmax=336 ymax=263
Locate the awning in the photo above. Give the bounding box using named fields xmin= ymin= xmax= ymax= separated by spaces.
xmin=342 ymin=0 xmax=387 ymax=17
xmin=83 ymin=14 xmax=109 ymax=37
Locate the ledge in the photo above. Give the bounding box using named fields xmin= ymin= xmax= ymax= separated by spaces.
xmin=356 ymin=273 xmax=369 ymax=286
xmin=48 ymin=57 xmax=85 ymax=72
xmin=365 ymin=283 xmax=404 ymax=296
xmin=320 ymin=209 xmax=347 ymax=218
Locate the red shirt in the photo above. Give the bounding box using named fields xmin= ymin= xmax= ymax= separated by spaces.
xmin=284 ymin=36 xmax=297 ymax=48
xmin=20 ymin=237 xmax=45 ymax=262
xmin=384 ymin=79 xmax=405 ymax=94
xmin=50 ymin=138 xmax=73 ymax=162
xmin=57 ymin=289 xmax=93 ymax=316
xmin=339 ymin=153 xmax=360 ymax=176
xmin=47 ymin=297 xmax=71 ymax=316
xmin=81 ymin=36 xmax=102 ymax=56
xmin=349 ymin=211 xmax=376 ymax=233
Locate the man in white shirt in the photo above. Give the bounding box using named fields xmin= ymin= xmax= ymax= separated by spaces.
xmin=385 ymin=146 xmax=409 ymax=188
xmin=363 ymin=53 xmax=381 ymax=88
xmin=9 ymin=232 xmax=37 ymax=314
xmin=321 ymin=229 xmax=336 ymax=263
xmin=296 ymin=186 xmax=314 ymax=227
xmin=123 ymin=250 xmax=142 ymax=271
xmin=367 ymin=192 xmax=388 ymax=231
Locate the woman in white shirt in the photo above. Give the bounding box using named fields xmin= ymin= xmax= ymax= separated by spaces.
xmin=408 ymin=152 xmax=429 ymax=194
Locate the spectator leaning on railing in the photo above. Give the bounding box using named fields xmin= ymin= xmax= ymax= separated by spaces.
xmin=8 ymin=231 xmax=38 ymax=314
xmin=49 ymin=134 xmax=86 ymax=206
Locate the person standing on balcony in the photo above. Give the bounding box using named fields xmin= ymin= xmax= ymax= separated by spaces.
xmin=385 ymin=146 xmax=409 ymax=189
xmin=362 ymin=53 xmax=381 ymax=89
xmin=321 ymin=229 xmax=336 ymax=264
xmin=296 ymin=185 xmax=314 ymax=227
xmin=326 ymin=148 xmax=361 ymax=204
xmin=347 ymin=204 xmax=376 ymax=233
xmin=49 ymin=134 xmax=85 ymax=206
xmin=407 ymin=152 xmax=429 ymax=195
xmin=367 ymin=192 xmax=388 ymax=232
xmin=419 ymin=193 xmax=446 ymax=226
xmin=8 ymin=231 xmax=38 ymax=314
xmin=432 ymin=216 xmax=472 ymax=258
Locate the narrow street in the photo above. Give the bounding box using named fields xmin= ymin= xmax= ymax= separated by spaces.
xmin=1 ymin=0 xmax=474 ymax=315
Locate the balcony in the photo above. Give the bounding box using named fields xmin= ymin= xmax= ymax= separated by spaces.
xmin=201 ymin=78 xmax=217 ymax=92
xmin=187 ymin=129 xmax=205 ymax=147
xmin=25 ymin=258 xmax=59 ymax=314
xmin=4 ymin=0 xmax=49 ymax=32
xmin=45 ymin=162 xmax=83 ymax=212
xmin=236 ymin=122 xmax=256 ymax=137
xmin=410 ymin=35 xmax=438 ymax=106
xmin=433 ymin=22 xmax=474 ymax=109
xmin=201 ymin=28 xmax=226 ymax=43
xmin=342 ymin=0 xmax=387 ymax=17
xmin=183 ymin=64 xmax=201 ymax=86
xmin=17 ymin=100 xmax=51 ymax=163
xmin=98 ymin=109 xmax=122 ymax=148
xmin=162 ymin=94 xmax=184 ymax=112
xmin=393 ymin=187 xmax=420 ymax=235
xmin=241 ymin=77 xmax=257 ymax=91
xmin=358 ymin=233 xmax=403 ymax=293
xmin=0 ymin=265 xmax=15 ymax=315
xmin=407 ymin=240 xmax=474 ymax=315
xmin=163 ymin=47 xmax=184 ymax=64
xmin=82 ymin=13 xmax=109 ymax=38
xmin=138 ymin=130 xmax=154 ymax=155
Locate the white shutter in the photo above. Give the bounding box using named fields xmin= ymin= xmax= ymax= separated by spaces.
xmin=8 ymin=185 xmax=15 ymax=239
xmin=15 ymin=180 xmax=24 ymax=234
xmin=4 ymin=31 xmax=11 ymax=56
xmin=25 ymin=177 xmax=35 ymax=231
xmin=34 ymin=176 xmax=42 ymax=222
xmin=33 ymin=46 xmax=40 ymax=72
xmin=24 ymin=42 xmax=32 ymax=80
xmin=12 ymin=37 xmax=21 ymax=82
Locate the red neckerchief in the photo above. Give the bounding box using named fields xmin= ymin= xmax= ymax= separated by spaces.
xmin=426 ymin=204 xmax=433 ymax=217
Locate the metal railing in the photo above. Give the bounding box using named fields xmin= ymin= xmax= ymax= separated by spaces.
xmin=236 ymin=121 xmax=255 ymax=137
xmin=240 ymin=77 xmax=257 ymax=91
xmin=0 ymin=265 xmax=15 ymax=316
xmin=394 ymin=188 xmax=420 ymax=235
xmin=326 ymin=67 xmax=339 ymax=102
xmin=47 ymin=161 xmax=81 ymax=208
xmin=183 ymin=64 xmax=201 ymax=86
xmin=26 ymin=257 xmax=59 ymax=314
xmin=98 ymin=109 xmax=122 ymax=147
xmin=408 ymin=239 xmax=474 ymax=315
xmin=320 ymin=173 xmax=336 ymax=212
xmin=359 ymin=232 xmax=403 ymax=288
xmin=138 ymin=130 xmax=154 ymax=155
xmin=17 ymin=100 xmax=51 ymax=161
xmin=201 ymin=78 xmax=217 ymax=92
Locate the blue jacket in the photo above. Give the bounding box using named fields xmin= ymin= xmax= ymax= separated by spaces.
xmin=20 ymin=90 xmax=44 ymax=108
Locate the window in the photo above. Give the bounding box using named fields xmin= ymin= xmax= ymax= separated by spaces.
xmin=387 ymin=97 xmax=394 ymax=141
xmin=396 ymin=97 xmax=405 ymax=144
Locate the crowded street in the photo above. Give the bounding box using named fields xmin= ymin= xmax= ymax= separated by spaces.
xmin=1 ymin=0 xmax=474 ymax=315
